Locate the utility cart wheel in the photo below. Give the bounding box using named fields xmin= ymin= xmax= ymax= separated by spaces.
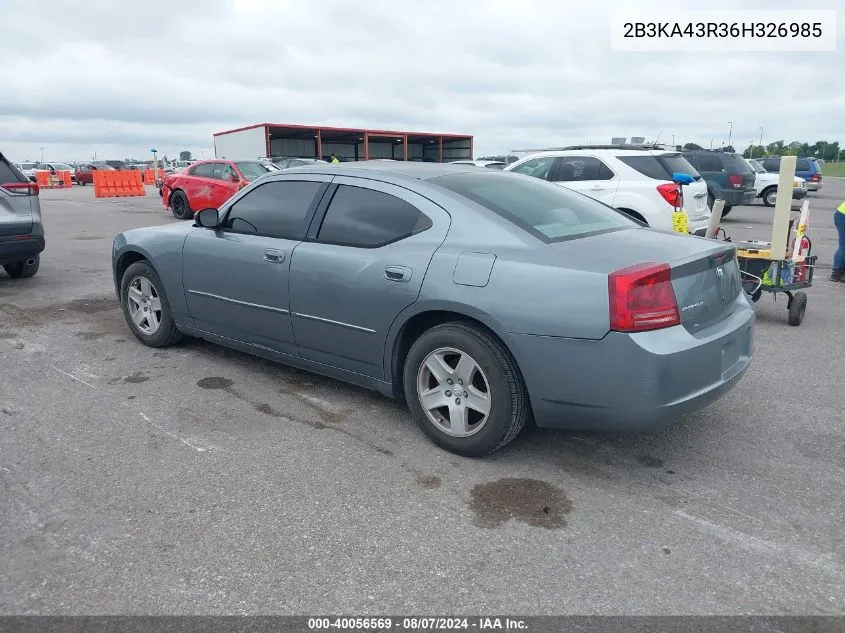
xmin=787 ymin=291 xmax=807 ymax=326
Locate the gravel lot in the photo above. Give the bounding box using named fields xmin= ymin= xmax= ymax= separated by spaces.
xmin=1 ymin=182 xmax=843 ymax=615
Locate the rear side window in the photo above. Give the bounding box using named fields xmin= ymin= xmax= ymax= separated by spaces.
xmin=433 ymin=172 xmax=635 ymax=242
xmin=795 ymin=159 xmax=811 ymax=171
xmin=191 ymin=163 xmax=215 ymax=178
xmin=550 ymin=156 xmax=614 ymax=182
xmin=0 ymin=157 xmax=27 ymax=184
xmin=317 ymin=185 xmax=433 ymax=248
xmin=617 ymin=154 xmax=701 ymax=180
xmin=223 ymin=180 xmax=323 ymax=239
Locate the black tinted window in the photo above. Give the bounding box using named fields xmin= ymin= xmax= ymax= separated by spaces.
xmin=619 ymin=155 xmax=666 ymax=180
xmin=318 ymin=185 xmax=433 ymax=248
xmin=762 ymin=158 xmax=780 ymax=172
xmin=433 ymin=172 xmax=634 ymax=242
xmin=223 ymin=180 xmax=322 ymax=239
xmin=0 ymin=158 xmax=26 ymax=183
xmin=191 ymin=163 xmax=215 ymax=178
xmin=796 ymin=159 xmax=810 ymax=171
xmin=695 ymin=154 xmax=724 ymax=172
xmin=550 ymin=156 xmax=613 ymax=182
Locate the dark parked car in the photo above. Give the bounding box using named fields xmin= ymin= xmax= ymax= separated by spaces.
xmin=0 ymin=151 xmax=44 ymax=278
xmin=760 ymin=156 xmax=823 ymax=192
xmin=112 ymin=162 xmax=753 ymax=457
xmin=682 ymin=150 xmax=756 ymax=216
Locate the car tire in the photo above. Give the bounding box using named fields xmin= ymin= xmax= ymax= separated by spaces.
xmin=403 ymin=321 xmax=530 ymax=457
xmin=721 ymin=205 xmax=733 ymax=217
xmin=762 ymin=188 xmax=777 ymax=207
xmin=170 ymin=190 xmax=193 ymax=220
xmin=3 ymin=255 xmax=39 ymax=278
xmin=120 ymin=261 xmax=184 ymax=348
xmin=707 ymin=192 xmax=715 ymax=210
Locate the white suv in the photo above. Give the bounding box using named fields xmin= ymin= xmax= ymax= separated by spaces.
xmin=504 ymin=146 xmax=712 ymax=235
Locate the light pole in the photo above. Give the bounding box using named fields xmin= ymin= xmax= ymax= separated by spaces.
xmin=758 ymin=126 xmax=763 ymax=148
xmin=727 ymin=122 xmax=733 ymax=149
xmin=40 ymin=147 xmax=45 ymax=163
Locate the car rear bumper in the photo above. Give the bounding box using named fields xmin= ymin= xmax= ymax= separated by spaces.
xmin=0 ymin=235 xmax=45 ymax=265
xmin=805 ymin=181 xmax=821 ymax=191
xmin=507 ymin=294 xmax=754 ymax=432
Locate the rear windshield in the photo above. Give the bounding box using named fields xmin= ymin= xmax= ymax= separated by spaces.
xmin=235 ymin=161 xmax=272 ymax=180
xmin=19 ymin=163 xmax=37 ymax=170
xmin=432 ymin=172 xmax=636 ymax=242
xmin=719 ymin=153 xmax=754 ymax=173
xmin=616 ymin=154 xmax=701 ymax=181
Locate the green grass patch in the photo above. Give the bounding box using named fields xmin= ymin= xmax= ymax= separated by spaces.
xmin=822 ymin=162 xmax=845 ymax=177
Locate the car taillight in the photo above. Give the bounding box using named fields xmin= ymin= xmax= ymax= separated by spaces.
xmin=728 ymin=174 xmax=743 ymax=188
xmin=811 ymin=173 xmax=820 ymax=181
xmin=656 ymin=183 xmax=682 ymax=208
xmin=1 ymin=182 xmax=39 ymax=196
xmin=608 ymin=262 xmax=680 ymax=333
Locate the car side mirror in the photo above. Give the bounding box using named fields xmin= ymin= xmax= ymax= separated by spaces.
xmin=195 ymin=208 xmax=220 ymax=228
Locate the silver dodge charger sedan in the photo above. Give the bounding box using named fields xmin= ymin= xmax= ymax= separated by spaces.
xmin=112 ymin=162 xmax=753 ymax=456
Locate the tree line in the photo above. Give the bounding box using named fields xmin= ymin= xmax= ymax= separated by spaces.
xmin=682 ymin=141 xmax=842 ymax=161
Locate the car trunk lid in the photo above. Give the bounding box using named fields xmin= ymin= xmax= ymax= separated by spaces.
xmin=544 ymin=228 xmax=741 ymax=333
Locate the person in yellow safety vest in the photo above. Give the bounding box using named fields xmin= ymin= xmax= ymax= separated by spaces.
xmin=832 ymin=201 xmax=845 ymax=281
xmin=330 ymin=154 xmax=340 ymax=164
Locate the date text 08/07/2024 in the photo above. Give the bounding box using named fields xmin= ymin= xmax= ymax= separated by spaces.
xmin=307 ymin=617 xmax=528 ymax=630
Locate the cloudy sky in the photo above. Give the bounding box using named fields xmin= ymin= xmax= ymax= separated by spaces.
xmin=3 ymin=0 xmax=842 ymax=163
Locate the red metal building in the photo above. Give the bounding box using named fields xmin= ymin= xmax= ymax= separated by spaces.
xmin=213 ymin=123 xmax=473 ymax=163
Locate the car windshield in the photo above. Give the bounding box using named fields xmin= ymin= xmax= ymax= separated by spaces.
xmin=433 ymin=172 xmax=636 ymax=242
xmin=20 ymin=163 xmax=37 ymax=170
xmin=747 ymin=160 xmax=766 ymax=173
xmin=52 ymin=163 xmax=73 ymax=170
xmin=235 ymin=161 xmax=272 ymax=180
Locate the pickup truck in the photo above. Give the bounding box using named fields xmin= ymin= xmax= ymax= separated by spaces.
xmin=747 ymin=158 xmax=807 ymax=207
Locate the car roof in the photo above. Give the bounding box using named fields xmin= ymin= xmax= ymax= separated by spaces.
xmin=279 ymin=161 xmax=479 ymax=181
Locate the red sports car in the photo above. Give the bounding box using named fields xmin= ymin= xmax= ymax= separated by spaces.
xmin=160 ymin=160 xmax=273 ymax=220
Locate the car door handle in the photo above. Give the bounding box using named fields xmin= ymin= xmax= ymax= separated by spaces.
xmin=384 ymin=265 xmax=412 ymax=282
xmin=264 ymin=249 xmax=286 ymax=264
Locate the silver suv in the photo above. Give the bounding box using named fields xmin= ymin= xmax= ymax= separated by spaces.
xmin=1 ymin=151 xmax=44 ymax=278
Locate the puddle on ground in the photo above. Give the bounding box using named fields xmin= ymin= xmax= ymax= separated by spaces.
xmin=469 ymin=478 xmax=572 ymax=529
xmin=197 ymin=377 xmax=233 ymax=390
xmin=124 ymin=371 xmax=149 ymax=384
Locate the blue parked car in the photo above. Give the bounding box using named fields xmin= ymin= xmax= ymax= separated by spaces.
xmin=760 ymin=156 xmax=823 ymax=192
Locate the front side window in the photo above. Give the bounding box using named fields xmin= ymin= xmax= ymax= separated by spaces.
xmin=213 ymin=163 xmax=236 ymax=182
xmin=509 ymin=157 xmax=555 ymax=180
xmin=222 ymin=180 xmax=323 ymax=239
xmin=235 ymin=161 xmax=272 ymax=181
xmin=317 ymin=185 xmax=433 ymax=248
xmin=433 ymin=172 xmax=635 ymax=242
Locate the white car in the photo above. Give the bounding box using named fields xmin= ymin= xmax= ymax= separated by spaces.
xmin=450 ymin=159 xmax=507 ymax=170
xmin=40 ymin=162 xmax=78 ymax=184
xmin=504 ymin=146 xmax=711 ymax=235
xmin=13 ymin=162 xmax=39 ymax=182
xmin=746 ymin=158 xmax=807 ymax=207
